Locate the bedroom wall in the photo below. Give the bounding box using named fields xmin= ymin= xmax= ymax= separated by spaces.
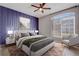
xmin=39 ymin=15 xmax=52 ymax=37
xmin=0 ymin=7 xmax=1 ymax=42
xmin=39 ymin=6 xmax=79 ymax=41
xmin=0 ymin=6 xmax=38 ymax=44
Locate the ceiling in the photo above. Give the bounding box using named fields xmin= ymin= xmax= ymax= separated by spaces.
xmin=0 ymin=3 xmax=78 ymax=18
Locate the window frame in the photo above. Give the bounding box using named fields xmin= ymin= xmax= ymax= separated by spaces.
xmin=52 ymin=12 xmax=76 ymax=38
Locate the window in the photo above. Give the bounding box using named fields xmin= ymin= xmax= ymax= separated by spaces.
xmin=52 ymin=12 xmax=75 ymax=38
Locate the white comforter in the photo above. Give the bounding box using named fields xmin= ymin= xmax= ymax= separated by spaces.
xmin=16 ymin=35 xmax=45 ymax=48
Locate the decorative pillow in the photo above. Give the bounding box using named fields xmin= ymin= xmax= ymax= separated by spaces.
xmin=15 ymin=35 xmax=20 ymax=41
xmin=29 ymin=32 xmax=33 ymax=36
xmin=29 ymin=32 xmax=36 ymax=36
xmin=21 ymin=33 xmax=29 ymax=37
xmin=14 ymin=32 xmax=21 ymax=41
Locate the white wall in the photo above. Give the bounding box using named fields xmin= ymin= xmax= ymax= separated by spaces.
xmin=39 ymin=15 xmax=52 ymax=37
xmin=39 ymin=7 xmax=79 ymax=42
xmin=39 ymin=15 xmax=62 ymax=42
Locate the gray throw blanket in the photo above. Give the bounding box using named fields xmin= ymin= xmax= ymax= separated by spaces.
xmin=16 ymin=35 xmax=46 ymax=48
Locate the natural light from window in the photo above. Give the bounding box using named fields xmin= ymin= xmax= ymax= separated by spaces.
xmin=52 ymin=12 xmax=76 ymax=38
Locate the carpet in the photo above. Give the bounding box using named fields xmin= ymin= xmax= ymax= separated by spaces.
xmin=8 ymin=43 xmax=65 ymax=56
xmin=8 ymin=45 xmax=27 ymax=56
xmin=44 ymin=43 xmax=65 ymax=56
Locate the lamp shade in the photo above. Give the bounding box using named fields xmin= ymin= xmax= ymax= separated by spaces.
xmin=35 ymin=30 xmax=38 ymax=33
xmin=7 ymin=30 xmax=13 ymax=34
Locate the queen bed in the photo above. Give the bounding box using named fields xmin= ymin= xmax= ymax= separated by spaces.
xmin=16 ymin=35 xmax=54 ymax=56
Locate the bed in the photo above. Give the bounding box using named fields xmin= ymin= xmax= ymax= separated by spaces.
xmin=16 ymin=35 xmax=54 ymax=56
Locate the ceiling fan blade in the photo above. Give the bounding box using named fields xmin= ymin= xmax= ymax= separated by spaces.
xmin=42 ymin=3 xmax=46 ymax=7
xmin=31 ymin=5 xmax=40 ymax=8
xmin=43 ymin=8 xmax=51 ymax=9
xmin=34 ymin=8 xmax=39 ymax=12
xmin=40 ymin=4 xmax=42 ymax=8
xmin=40 ymin=3 xmax=45 ymax=8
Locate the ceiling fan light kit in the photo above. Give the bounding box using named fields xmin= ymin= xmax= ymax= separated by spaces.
xmin=39 ymin=8 xmax=43 ymax=11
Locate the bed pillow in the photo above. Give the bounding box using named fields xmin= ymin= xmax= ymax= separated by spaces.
xmin=15 ymin=35 xmax=20 ymax=41
xmin=29 ymin=32 xmax=36 ymax=36
xmin=14 ymin=32 xmax=21 ymax=41
xmin=21 ymin=33 xmax=30 ymax=37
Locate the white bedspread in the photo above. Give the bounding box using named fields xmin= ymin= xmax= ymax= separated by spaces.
xmin=16 ymin=35 xmax=45 ymax=48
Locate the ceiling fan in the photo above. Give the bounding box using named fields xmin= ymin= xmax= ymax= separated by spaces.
xmin=31 ymin=3 xmax=51 ymax=13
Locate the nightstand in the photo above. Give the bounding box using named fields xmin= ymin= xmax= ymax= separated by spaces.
xmin=6 ymin=36 xmax=15 ymax=44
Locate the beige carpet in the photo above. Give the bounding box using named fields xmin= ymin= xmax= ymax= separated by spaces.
xmin=44 ymin=43 xmax=65 ymax=56
xmin=7 ymin=43 xmax=65 ymax=56
xmin=8 ymin=45 xmax=27 ymax=56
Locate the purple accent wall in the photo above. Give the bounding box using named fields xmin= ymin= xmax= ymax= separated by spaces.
xmin=0 ymin=7 xmax=1 ymax=43
xmin=0 ymin=6 xmax=38 ymax=44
